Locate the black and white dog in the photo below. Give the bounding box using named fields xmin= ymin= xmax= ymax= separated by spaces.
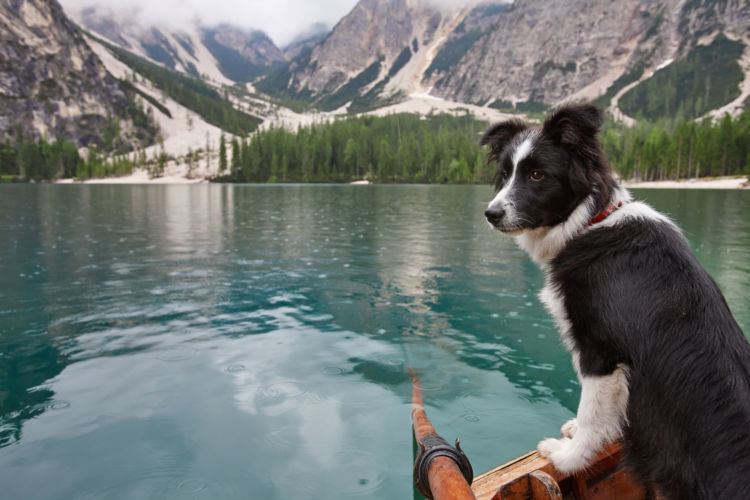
xmin=482 ymin=104 xmax=750 ymax=498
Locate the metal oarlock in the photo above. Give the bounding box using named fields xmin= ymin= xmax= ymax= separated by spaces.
xmin=414 ymin=434 xmax=474 ymax=499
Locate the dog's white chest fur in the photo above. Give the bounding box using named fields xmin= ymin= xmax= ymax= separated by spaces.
xmin=529 ymin=209 xmax=635 ymax=474
xmin=536 ymin=275 xmax=631 ymax=474
xmin=539 ymin=280 xmax=575 ymax=355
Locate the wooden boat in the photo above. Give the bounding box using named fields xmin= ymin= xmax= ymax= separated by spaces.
xmin=471 ymin=442 xmax=651 ymax=500
xmin=411 ymin=369 xmax=653 ymax=500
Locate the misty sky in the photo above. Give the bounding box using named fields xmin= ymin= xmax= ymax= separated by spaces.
xmin=59 ymin=0 xmax=361 ymax=47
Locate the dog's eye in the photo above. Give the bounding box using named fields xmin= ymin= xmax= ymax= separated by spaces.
xmin=529 ymin=170 xmax=544 ymax=181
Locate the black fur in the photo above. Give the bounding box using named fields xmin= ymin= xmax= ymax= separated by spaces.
xmin=482 ymin=104 xmax=750 ymax=498
xmin=552 ymin=215 xmax=750 ymax=499
xmin=480 ymin=119 xmax=528 ymax=165
xmin=541 ymin=105 xmax=615 ymax=211
xmin=482 ymin=105 xmax=616 ymax=229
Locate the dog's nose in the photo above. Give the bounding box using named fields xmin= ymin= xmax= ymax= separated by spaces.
xmin=485 ymin=207 xmax=505 ymax=225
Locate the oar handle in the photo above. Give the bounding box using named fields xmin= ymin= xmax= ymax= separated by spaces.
xmin=410 ymin=368 xmax=476 ymax=500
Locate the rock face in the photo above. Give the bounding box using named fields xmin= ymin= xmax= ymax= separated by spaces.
xmin=201 ymin=24 xmax=286 ymax=82
xmin=261 ymin=0 xmax=750 ymax=113
xmin=273 ymin=0 xmax=465 ymax=100
xmin=290 ymin=0 xmax=433 ymax=93
xmin=204 ymin=25 xmax=285 ymax=68
xmin=433 ymin=0 xmax=750 ymax=106
xmin=0 ymin=0 xmax=151 ymax=148
xmin=282 ymin=22 xmax=329 ymax=61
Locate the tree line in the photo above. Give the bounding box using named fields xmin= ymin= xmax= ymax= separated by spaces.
xmin=0 ymin=124 xmax=173 ymax=182
xmin=216 ymin=110 xmax=750 ymax=184
xmin=215 ymin=112 xmax=492 ymax=184
xmin=601 ymin=110 xmax=750 ymax=181
xmin=3 ymin=110 xmax=748 ymax=183
xmin=0 ymin=136 xmax=138 ymax=182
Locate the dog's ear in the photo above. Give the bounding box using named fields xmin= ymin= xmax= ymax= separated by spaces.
xmin=568 ymin=160 xmax=591 ymax=196
xmin=542 ymin=104 xmax=603 ymax=147
xmin=545 ymin=105 xmax=614 ymax=202
xmin=480 ymin=119 xmax=528 ymax=162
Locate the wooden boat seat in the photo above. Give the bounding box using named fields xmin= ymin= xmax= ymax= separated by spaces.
xmin=470 ymin=441 xmax=654 ymax=500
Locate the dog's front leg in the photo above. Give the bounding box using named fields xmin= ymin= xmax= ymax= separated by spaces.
xmin=538 ymin=364 xmax=629 ymax=474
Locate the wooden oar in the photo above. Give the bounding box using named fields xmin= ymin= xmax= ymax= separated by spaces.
xmin=410 ymin=367 xmax=476 ymax=500
xmin=410 ymin=367 xmax=646 ymax=499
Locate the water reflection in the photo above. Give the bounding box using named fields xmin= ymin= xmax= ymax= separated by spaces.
xmin=0 ymin=185 xmax=747 ymax=499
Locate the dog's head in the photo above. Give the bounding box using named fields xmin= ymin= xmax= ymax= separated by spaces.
xmin=481 ymin=104 xmax=615 ymax=234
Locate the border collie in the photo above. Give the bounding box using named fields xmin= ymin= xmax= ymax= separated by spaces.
xmin=481 ymin=104 xmax=750 ymax=498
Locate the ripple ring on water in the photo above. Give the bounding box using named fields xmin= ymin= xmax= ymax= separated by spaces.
xmin=47 ymin=400 xmax=71 ymax=410
xmin=177 ymin=478 xmax=207 ymax=493
xmin=257 ymin=382 xmax=307 ymax=402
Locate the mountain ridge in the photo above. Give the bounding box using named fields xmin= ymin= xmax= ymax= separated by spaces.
xmin=2 ymin=0 xmax=749 ymax=184
xmin=68 ymin=5 xmax=295 ymax=85
xmin=257 ymin=0 xmax=749 ymax=120
xmin=0 ymin=0 xmax=157 ymax=150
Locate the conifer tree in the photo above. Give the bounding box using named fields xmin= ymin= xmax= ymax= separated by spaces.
xmin=231 ymin=138 xmax=241 ymax=177
xmin=219 ymin=134 xmax=227 ymax=173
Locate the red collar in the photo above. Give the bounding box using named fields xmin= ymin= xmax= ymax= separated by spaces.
xmin=589 ymin=201 xmax=623 ymax=226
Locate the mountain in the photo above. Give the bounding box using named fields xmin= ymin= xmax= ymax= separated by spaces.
xmin=201 ymin=24 xmax=285 ymax=82
xmin=257 ymin=0 xmax=499 ymax=111
xmin=69 ymin=6 xmax=285 ymax=84
xmin=68 ymin=0 xmax=748 ymax=122
xmin=0 ymin=0 xmax=157 ymax=150
xmin=282 ymin=22 xmax=330 ymax=60
xmin=433 ymin=0 xmax=750 ymax=114
xmin=258 ymin=0 xmax=749 ymax=119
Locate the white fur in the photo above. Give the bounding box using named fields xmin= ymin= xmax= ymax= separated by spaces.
xmin=532 ymin=185 xmax=639 ymax=473
xmin=515 ymin=196 xmax=595 ymax=264
xmin=560 ymin=418 xmax=578 ymax=438
xmin=516 ymin=186 xmax=635 ymax=264
xmin=538 ymin=365 xmax=630 ymax=473
xmin=539 ymin=280 xmax=577 ymax=361
xmin=597 ymin=198 xmax=676 ymax=230
xmin=512 ymin=135 xmax=535 ymax=167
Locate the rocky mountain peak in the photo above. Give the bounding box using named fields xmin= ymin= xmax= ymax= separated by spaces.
xmin=265 ymin=0 xmax=490 ymax=108
xmin=259 ymin=0 xmax=749 ymax=118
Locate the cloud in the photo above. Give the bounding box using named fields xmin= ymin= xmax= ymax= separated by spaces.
xmin=59 ymin=0 xmax=360 ymax=47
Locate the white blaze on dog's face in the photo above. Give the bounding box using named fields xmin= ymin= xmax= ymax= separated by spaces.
xmin=485 ymin=130 xmax=540 ymax=235
xmin=481 ymin=107 xmax=607 ymax=235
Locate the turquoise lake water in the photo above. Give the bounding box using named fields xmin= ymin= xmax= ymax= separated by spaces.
xmin=0 ymin=184 xmax=748 ymax=499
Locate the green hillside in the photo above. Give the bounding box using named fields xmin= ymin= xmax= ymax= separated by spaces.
xmin=91 ymin=33 xmax=262 ymax=136
xmin=619 ymin=34 xmax=744 ymax=121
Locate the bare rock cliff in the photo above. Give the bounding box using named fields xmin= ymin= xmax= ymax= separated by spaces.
xmin=432 ymin=0 xmax=750 ymax=106
xmin=0 ymin=0 xmax=151 ymax=148
xmin=263 ymin=0 xmax=749 ymax=114
xmin=283 ymin=0 xmax=446 ymax=95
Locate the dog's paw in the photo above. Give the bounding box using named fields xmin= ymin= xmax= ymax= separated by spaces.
xmin=537 ymin=437 xmax=565 ymax=458
xmin=537 ymin=437 xmax=590 ymax=475
xmin=560 ymin=418 xmax=578 ymax=439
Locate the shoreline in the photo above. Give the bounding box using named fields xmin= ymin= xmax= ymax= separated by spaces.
xmin=623 ymin=176 xmax=749 ymax=189
xmin=51 ymin=174 xmax=750 ymax=188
